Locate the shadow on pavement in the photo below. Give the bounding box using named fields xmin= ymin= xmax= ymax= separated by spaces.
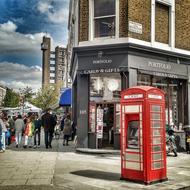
xmin=71 ymin=170 xmax=120 ymax=181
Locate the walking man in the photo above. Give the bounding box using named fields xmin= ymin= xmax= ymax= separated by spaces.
xmin=0 ymin=114 xmax=3 ymax=153
xmin=14 ymin=115 xmax=25 ymax=148
xmin=42 ymin=108 xmax=56 ymax=149
xmin=33 ymin=115 xmax=41 ymax=148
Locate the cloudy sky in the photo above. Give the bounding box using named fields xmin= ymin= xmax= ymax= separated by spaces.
xmin=0 ymin=0 xmax=69 ymax=91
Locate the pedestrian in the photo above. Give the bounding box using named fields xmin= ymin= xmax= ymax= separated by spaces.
xmin=0 ymin=113 xmax=3 ymax=153
xmin=63 ymin=114 xmax=72 ymax=146
xmin=33 ymin=115 xmax=41 ymax=148
xmin=14 ymin=115 xmax=25 ymax=148
xmin=3 ymin=117 xmax=10 ymax=146
xmin=41 ymin=108 xmax=56 ymax=149
xmin=0 ymin=112 xmax=7 ymax=152
xmin=7 ymin=116 xmax=14 ymax=145
xmin=71 ymin=120 xmax=76 ymax=141
xmin=23 ymin=118 xmax=34 ymax=148
xmin=60 ymin=112 xmax=66 ymax=131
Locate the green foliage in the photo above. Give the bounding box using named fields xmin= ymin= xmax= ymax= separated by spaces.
xmin=3 ymin=88 xmax=20 ymax=108
xmin=19 ymin=86 xmax=34 ymax=102
xmin=31 ymin=85 xmax=59 ymax=111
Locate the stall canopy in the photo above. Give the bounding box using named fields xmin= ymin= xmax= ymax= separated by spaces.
xmin=59 ymin=88 xmax=72 ymax=106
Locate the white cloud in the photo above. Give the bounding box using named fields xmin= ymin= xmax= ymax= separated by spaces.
xmin=0 ymin=21 xmax=52 ymax=54
xmin=0 ymin=20 xmax=63 ymax=55
xmin=37 ymin=1 xmax=69 ymax=24
xmin=0 ymin=62 xmax=42 ymax=91
xmin=0 ymin=21 xmax=17 ymax=32
xmin=38 ymin=2 xmax=53 ymax=13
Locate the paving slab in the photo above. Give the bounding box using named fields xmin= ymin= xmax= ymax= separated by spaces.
xmin=26 ymin=178 xmax=52 ymax=185
xmin=1 ymin=179 xmax=27 ymax=186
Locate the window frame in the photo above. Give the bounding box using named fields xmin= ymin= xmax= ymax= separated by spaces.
xmin=151 ymin=0 xmax=175 ymax=48
xmin=89 ymin=0 xmax=119 ymax=41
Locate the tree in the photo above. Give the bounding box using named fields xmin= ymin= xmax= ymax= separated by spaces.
xmin=31 ymin=85 xmax=59 ymax=111
xmin=3 ymin=88 xmax=20 ymax=107
xmin=19 ymin=86 xmax=34 ymax=102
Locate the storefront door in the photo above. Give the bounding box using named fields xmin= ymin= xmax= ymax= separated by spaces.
xmin=96 ymin=103 xmax=115 ymax=148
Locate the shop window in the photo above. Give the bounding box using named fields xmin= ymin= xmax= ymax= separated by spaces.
xmin=94 ymin=0 xmax=116 ymax=38
xmin=90 ymin=73 xmax=121 ymax=101
xmin=137 ymin=74 xmax=151 ymax=86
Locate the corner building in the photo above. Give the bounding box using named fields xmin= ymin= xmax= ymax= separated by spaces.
xmin=68 ymin=0 xmax=190 ymax=149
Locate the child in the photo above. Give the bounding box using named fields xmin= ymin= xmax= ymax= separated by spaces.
xmin=23 ymin=118 xmax=34 ymax=148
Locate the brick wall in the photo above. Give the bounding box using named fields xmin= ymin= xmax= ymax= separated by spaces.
xmin=175 ymin=0 xmax=190 ymax=51
xmin=79 ymin=0 xmax=89 ymax=42
xmin=155 ymin=3 xmax=169 ymax=44
xmin=128 ymin=0 xmax=151 ymax=42
xmin=119 ymin=0 xmax=128 ymax=37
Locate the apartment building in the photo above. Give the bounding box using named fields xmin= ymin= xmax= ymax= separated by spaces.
xmin=41 ymin=36 xmax=68 ymax=90
xmin=68 ymin=0 xmax=190 ymax=149
xmin=0 ymin=85 xmax=6 ymax=107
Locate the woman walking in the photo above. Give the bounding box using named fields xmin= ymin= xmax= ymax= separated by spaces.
xmin=63 ymin=114 xmax=72 ymax=146
xmin=23 ymin=118 xmax=34 ymax=148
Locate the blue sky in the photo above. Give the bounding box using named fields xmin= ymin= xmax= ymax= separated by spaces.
xmin=0 ymin=0 xmax=69 ymax=91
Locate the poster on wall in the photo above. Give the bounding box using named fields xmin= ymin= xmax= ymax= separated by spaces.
xmin=96 ymin=106 xmax=103 ymax=139
xmin=89 ymin=104 xmax=96 ymax=133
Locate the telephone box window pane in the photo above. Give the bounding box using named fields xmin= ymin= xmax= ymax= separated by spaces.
xmin=152 ymin=113 xmax=161 ymax=120
xmin=125 ymin=105 xmax=139 ymax=113
xmin=152 ymin=121 xmax=161 ymax=128
xmin=152 ymin=161 xmax=163 ymax=169
xmin=153 ymin=129 xmax=161 ymax=136
xmin=94 ymin=0 xmax=115 ymax=17
xmin=126 ymin=153 xmax=140 ymax=161
xmin=153 ymin=137 xmax=161 ymax=144
xmin=126 ymin=161 xmax=141 ymax=170
xmin=152 ymin=145 xmax=162 ymax=152
xmin=153 ymin=153 xmax=162 ymax=161
xmin=152 ymin=105 xmax=161 ymax=112
xmin=127 ymin=121 xmax=139 ymax=149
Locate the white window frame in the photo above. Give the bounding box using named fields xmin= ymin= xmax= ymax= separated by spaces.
xmin=151 ymin=0 xmax=175 ymax=48
xmin=89 ymin=0 xmax=119 ymax=41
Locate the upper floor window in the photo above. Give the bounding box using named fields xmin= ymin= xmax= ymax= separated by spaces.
xmin=94 ymin=0 xmax=116 ymax=38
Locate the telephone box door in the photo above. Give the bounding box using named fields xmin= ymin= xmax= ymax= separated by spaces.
xmin=121 ymin=105 xmax=143 ymax=180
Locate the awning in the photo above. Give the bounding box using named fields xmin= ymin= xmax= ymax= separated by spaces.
xmin=59 ymin=88 xmax=72 ymax=106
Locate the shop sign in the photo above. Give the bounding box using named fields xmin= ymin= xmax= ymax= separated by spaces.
xmin=153 ymin=72 xmax=178 ymax=78
xmin=124 ymin=94 xmax=143 ymax=99
xmin=148 ymin=61 xmax=171 ymax=70
xmin=79 ymin=68 xmax=121 ymax=74
xmin=96 ymin=107 xmax=103 ymax=139
xmin=129 ymin=21 xmax=142 ymax=34
xmin=93 ymin=51 xmax=113 ymax=64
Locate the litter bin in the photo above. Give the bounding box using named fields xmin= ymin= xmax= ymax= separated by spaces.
xmin=183 ymin=125 xmax=190 ymax=154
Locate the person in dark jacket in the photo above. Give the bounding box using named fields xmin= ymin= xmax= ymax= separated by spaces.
xmin=33 ymin=115 xmax=42 ymax=148
xmin=0 ymin=117 xmax=3 ymax=153
xmin=41 ymin=108 xmax=56 ymax=149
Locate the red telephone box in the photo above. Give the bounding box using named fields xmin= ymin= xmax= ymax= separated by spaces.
xmin=120 ymin=86 xmax=167 ymax=184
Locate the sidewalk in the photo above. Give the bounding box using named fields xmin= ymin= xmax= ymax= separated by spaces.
xmin=0 ymin=138 xmax=190 ymax=190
